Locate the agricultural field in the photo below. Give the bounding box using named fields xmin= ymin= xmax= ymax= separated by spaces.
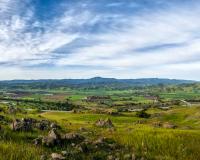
xmin=0 ymin=80 xmax=200 ymax=160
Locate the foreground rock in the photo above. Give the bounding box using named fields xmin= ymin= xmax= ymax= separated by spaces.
xmin=11 ymin=118 xmax=33 ymax=131
xmin=93 ymin=137 xmax=119 ymax=151
xmin=95 ymin=118 xmax=114 ymax=128
xmin=10 ymin=118 xmax=61 ymax=132
xmin=51 ymin=153 xmax=65 ymax=160
xmin=35 ymin=129 xmax=86 ymax=147
xmin=162 ymin=122 xmax=177 ymax=129
xmin=62 ymin=132 xmax=85 ymax=144
xmin=36 ymin=120 xmax=51 ymax=131
xmin=34 ymin=136 xmax=43 ymax=145
xmin=42 ymin=129 xmax=61 ymax=147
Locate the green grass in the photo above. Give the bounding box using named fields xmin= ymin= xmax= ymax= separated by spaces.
xmin=0 ymin=141 xmax=44 ymax=160
xmin=148 ymin=107 xmax=200 ymax=129
xmin=113 ymin=126 xmax=200 ymax=160
xmin=39 ymin=107 xmax=200 ymax=159
xmin=0 ymin=106 xmax=200 ymax=159
xmin=159 ymin=92 xmax=200 ymax=100
xmin=40 ymin=112 xmax=140 ymax=127
xmin=0 ymin=128 xmax=46 ymax=160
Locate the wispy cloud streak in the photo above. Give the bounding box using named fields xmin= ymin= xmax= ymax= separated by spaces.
xmin=0 ymin=0 xmax=200 ymax=80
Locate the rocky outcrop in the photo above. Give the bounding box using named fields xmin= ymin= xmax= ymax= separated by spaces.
xmin=95 ymin=118 xmax=114 ymax=128
xmin=10 ymin=118 xmax=33 ymax=131
xmin=10 ymin=117 xmax=61 ymax=132
xmin=36 ymin=120 xmax=51 ymax=130
xmin=42 ymin=129 xmax=61 ymax=147
xmin=62 ymin=133 xmax=85 ymax=144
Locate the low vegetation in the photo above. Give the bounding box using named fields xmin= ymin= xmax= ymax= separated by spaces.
xmin=0 ymin=80 xmax=199 ymax=159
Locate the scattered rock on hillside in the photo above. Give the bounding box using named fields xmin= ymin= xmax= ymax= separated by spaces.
xmin=10 ymin=117 xmax=61 ymax=132
xmin=107 ymin=110 xmax=119 ymax=116
xmin=152 ymin=121 xmax=162 ymax=128
xmin=162 ymin=122 xmax=177 ymax=129
xmin=33 ymin=136 xmax=43 ymax=145
xmin=134 ymin=120 xmax=146 ymax=124
xmin=22 ymin=118 xmax=37 ymax=125
xmin=51 ymin=153 xmax=65 ymax=160
xmin=11 ymin=119 xmax=32 ymax=131
xmin=62 ymin=133 xmax=85 ymax=144
xmin=42 ymin=129 xmax=61 ymax=147
xmin=95 ymin=118 xmax=114 ymax=128
xmin=36 ymin=120 xmax=51 ymax=131
xmin=61 ymin=151 xmax=68 ymax=156
xmin=75 ymin=140 xmax=93 ymax=153
xmin=93 ymin=137 xmax=117 ymax=150
xmin=40 ymin=154 xmax=47 ymax=160
xmin=50 ymin=122 xmax=60 ymax=129
xmin=123 ymin=153 xmax=136 ymax=160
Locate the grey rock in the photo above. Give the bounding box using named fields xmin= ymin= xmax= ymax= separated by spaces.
xmin=95 ymin=118 xmax=114 ymax=128
xmin=42 ymin=129 xmax=61 ymax=147
xmin=62 ymin=133 xmax=85 ymax=143
xmin=51 ymin=153 xmax=65 ymax=160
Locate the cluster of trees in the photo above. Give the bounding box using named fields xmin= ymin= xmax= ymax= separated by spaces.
xmin=0 ymin=97 xmax=74 ymax=111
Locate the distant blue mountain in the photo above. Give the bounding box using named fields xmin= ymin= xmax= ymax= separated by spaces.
xmin=0 ymin=77 xmax=196 ymax=89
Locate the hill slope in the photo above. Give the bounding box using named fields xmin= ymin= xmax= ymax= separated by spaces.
xmin=0 ymin=77 xmax=196 ymax=90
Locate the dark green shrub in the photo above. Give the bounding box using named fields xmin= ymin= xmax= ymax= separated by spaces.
xmin=136 ymin=109 xmax=150 ymax=118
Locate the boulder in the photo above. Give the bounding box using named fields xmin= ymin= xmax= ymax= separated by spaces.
xmin=62 ymin=133 xmax=85 ymax=144
xmin=50 ymin=122 xmax=61 ymax=129
xmin=61 ymin=151 xmax=68 ymax=156
xmin=95 ymin=118 xmax=114 ymax=128
xmin=75 ymin=140 xmax=93 ymax=153
xmin=162 ymin=122 xmax=177 ymax=129
xmin=152 ymin=121 xmax=162 ymax=128
xmin=93 ymin=137 xmax=115 ymax=150
xmin=11 ymin=119 xmax=32 ymax=131
xmin=123 ymin=154 xmax=136 ymax=160
xmin=33 ymin=137 xmax=42 ymax=145
xmin=51 ymin=153 xmax=65 ymax=160
xmin=36 ymin=120 xmax=51 ymax=131
xmin=40 ymin=155 xmax=47 ymax=160
xmin=42 ymin=129 xmax=61 ymax=147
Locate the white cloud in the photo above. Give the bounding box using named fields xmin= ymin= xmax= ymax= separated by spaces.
xmin=56 ymin=4 xmax=200 ymax=73
xmin=0 ymin=1 xmax=200 ymax=79
xmin=0 ymin=1 xmax=85 ymax=64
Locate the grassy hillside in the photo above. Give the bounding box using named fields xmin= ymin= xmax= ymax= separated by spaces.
xmin=0 ymin=105 xmax=200 ymax=159
xmin=0 ymin=81 xmax=199 ymax=159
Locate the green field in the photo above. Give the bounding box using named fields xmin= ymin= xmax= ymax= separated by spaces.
xmin=0 ymin=83 xmax=200 ymax=159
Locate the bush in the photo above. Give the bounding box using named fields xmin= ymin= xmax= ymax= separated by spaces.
xmin=136 ymin=109 xmax=150 ymax=118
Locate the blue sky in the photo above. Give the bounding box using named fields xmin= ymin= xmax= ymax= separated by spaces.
xmin=0 ymin=0 xmax=200 ymax=80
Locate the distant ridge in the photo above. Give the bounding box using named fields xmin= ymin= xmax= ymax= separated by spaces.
xmin=0 ymin=77 xmax=196 ymax=89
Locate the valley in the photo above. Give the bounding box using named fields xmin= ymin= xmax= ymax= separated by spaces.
xmin=0 ymin=78 xmax=199 ymax=160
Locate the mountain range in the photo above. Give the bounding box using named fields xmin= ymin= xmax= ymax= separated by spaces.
xmin=0 ymin=77 xmax=196 ymax=89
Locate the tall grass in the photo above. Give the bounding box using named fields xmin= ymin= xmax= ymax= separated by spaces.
xmin=113 ymin=126 xmax=200 ymax=160
xmin=0 ymin=141 xmax=44 ymax=160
